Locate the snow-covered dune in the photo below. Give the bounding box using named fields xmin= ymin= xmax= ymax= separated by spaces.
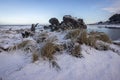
xmin=0 ymin=26 xmax=120 ymax=80
xmin=0 ymin=45 xmax=120 ymax=80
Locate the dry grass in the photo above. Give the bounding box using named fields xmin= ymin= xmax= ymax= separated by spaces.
xmin=41 ymin=42 xmax=58 ymax=60
xmin=86 ymin=35 xmax=97 ymax=47
xmin=77 ymin=29 xmax=88 ymax=44
xmin=40 ymin=42 xmax=61 ymax=70
xmin=95 ymin=41 xmax=109 ymax=50
xmin=65 ymin=29 xmax=81 ymax=40
xmin=45 ymin=36 xmax=58 ymax=43
xmin=89 ymin=31 xmax=111 ymax=43
xmin=32 ymin=53 xmax=39 ymax=62
xmin=9 ymin=40 xmax=31 ymax=50
xmin=8 ymin=40 xmax=36 ymax=51
xmin=36 ymin=32 xmax=48 ymax=43
xmin=71 ymin=43 xmax=83 ymax=58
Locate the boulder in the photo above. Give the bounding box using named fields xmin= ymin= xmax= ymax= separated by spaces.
xmin=47 ymin=15 xmax=87 ymax=31
xmin=61 ymin=15 xmax=87 ymax=29
xmin=49 ymin=18 xmax=59 ymax=26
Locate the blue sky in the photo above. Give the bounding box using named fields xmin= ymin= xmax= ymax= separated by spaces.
xmin=0 ymin=0 xmax=119 ymax=24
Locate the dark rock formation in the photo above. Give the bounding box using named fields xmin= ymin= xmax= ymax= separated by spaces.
xmin=46 ymin=15 xmax=87 ymax=31
xmin=109 ymin=14 xmax=120 ymax=24
xmin=61 ymin=15 xmax=87 ymax=29
xmin=48 ymin=18 xmax=60 ymax=31
xmin=49 ymin=18 xmax=59 ymax=26
xmin=97 ymin=14 xmax=120 ymax=24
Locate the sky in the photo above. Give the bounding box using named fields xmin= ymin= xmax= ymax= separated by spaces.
xmin=0 ymin=0 xmax=120 ymax=24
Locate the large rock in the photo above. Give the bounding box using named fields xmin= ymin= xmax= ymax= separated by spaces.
xmin=61 ymin=15 xmax=87 ymax=29
xmin=49 ymin=18 xmax=59 ymax=26
xmin=109 ymin=14 xmax=120 ymax=24
xmin=46 ymin=15 xmax=87 ymax=31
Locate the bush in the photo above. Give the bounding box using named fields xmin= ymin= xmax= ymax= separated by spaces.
xmin=65 ymin=29 xmax=81 ymax=40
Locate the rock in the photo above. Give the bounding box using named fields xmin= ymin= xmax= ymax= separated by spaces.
xmin=49 ymin=18 xmax=60 ymax=31
xmin=49 ymin=18 xmax=59 ymax=26
xmin=47 ymin=15 xmax=87 ymax=31
xmin=109 ymin=14 xmax=120 ymax=24
xmin=61 ymin=15 xmax=87 ymax=29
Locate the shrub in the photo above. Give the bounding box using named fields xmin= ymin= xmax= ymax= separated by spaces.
xmin=65 ymin=29 xmax=81 ymax=40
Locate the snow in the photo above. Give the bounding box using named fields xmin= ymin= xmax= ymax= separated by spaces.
xmin=0 ymin=25 xmax=120 ymax=80
xmin=1 ymin=46 xmax=120 ymax=80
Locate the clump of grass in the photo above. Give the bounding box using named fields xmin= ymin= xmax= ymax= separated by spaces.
xmin=65 ymin=29 xmax=81 ymax=40
xmin=95 ymin=41 xmax=109 ymax=50
xmin=41 ymin=42 xmax=58 ymax=60
xmin=9 ymin=40 xmax=31 ymax=51
xmin=35 ymin=32 xmax=48 ymax=43
xmin=45 ymin=36 xmax=58 ymax=43
xmin=86 ymin=35 xmax=97 ymax=47
xmin=77 ymin=29 xmax=88 ymax=44
xmin=32 ymin=53 xmax=39 ymax=62
xmin=89 ymin=31 xmax=111 ymax=43
xmin=40 ymin=42 xmax=61 ymax=70
xmin=71 ymin=43 xmax=83 ymax=58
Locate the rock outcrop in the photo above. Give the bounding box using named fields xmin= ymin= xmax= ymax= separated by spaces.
xmin=109 ymin=14 xmax=120 ymax=24
xmin=97 ymin=14 xmax=120 ymax=24
xmin=45 ymin=15 xmax=87 ymax=31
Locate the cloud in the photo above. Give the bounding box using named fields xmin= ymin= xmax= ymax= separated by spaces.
xmin=103 ymin=7 xmax=120 ymax=13
xmin=103 ymin=0 xmax=120 ymax=13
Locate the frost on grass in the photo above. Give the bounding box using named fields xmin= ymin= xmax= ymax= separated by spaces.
xmin=65 ymin=29 xmax=81 ymax=40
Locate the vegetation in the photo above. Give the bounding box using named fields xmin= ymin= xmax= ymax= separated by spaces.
xmin=71 ymin=43 xmax=82 ymax=58
xmin=32 ymin=53 xmax=39 ymax=62
xmin=40 ymin=42 xmax=58 ymax=60
xmin=77 ymin=29 xmax=88 ymax=44
xmin=89 ymin=31 xmax=111 ymax=43
xmin=65 ymin=29 xmax=81 ymax=40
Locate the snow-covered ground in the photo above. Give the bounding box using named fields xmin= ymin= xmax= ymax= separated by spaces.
xmin=0 ymin=26 xmax=120 ymax=80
